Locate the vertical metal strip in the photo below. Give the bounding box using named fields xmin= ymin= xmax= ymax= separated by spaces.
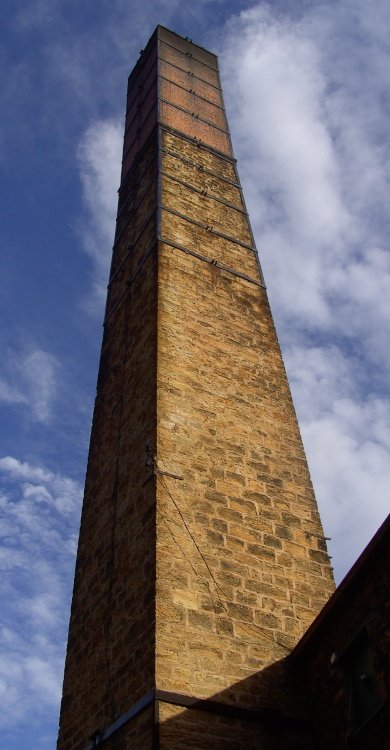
xmin=157 ymin=29 xmax=162 ymax=244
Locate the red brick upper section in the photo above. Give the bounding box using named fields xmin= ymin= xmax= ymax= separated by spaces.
xmin=121 ymin=27 xmax=232 ymax=182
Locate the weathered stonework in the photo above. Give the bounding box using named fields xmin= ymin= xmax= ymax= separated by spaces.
xmin=57 ymin=26 xmax=335 ymax=750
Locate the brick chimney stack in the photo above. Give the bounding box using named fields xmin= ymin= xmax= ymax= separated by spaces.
xmin=57 ymin=26 xmax=334 ymax=750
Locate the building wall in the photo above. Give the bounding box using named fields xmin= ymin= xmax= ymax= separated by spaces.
xmin=291 ymin=518 xmax=389 ymax=749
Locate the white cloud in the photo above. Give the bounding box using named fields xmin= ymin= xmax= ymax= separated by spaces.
xmin=20 ymin=350 xmax=59 ymax=423
xmin=302 ymin=403 xmax=390 ymax=578
xmin=0 ymin=456 xmax=52 ymax=483
xmin=220 ymin=1 xmax=390 ymax=580
xmin=0 ymin=457 xmax=82 ymax=730
xmin=284 ymin=344 xmax=390 ymax=579
xmin=0 ymin=456 xmax=80 ymax=515
xmin=221 ymin=1 xmax=390 ymax=339
xmin=0 ymin=379 xmax=27 ymax=406
xmin=0 ymin=348 xmax=59 ymax=424
xmin=284 ymin=344 xmax=356 ymax=419
xmin=76 ymin=119 xmax=123 ymax=314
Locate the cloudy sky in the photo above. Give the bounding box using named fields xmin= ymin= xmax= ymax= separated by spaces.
xmin=1 ymin=1 xmax=389 ymax=747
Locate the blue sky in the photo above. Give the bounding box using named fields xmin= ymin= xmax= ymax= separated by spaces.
xmin=1 ymin=1 xmax=389 ymax=748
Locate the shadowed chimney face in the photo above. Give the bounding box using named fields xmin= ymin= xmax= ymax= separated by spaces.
xmin=57 ymin=26 xmax=335 ymax=750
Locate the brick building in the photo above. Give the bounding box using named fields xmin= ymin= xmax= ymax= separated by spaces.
xmin=57 ymin=27 xmax=389 ymax=749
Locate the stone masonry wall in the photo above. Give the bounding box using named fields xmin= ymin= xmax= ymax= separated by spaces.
xmin=57 ymin=135 xmax=159 ymax=750
xmin=155 ymin=127 xmax=335 ymax=718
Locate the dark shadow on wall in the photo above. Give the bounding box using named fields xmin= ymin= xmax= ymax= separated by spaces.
xmin=155 ymin=658 xmax=313 ymax=750
xmin=100 ymin=657 xmax=314 ymax=750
